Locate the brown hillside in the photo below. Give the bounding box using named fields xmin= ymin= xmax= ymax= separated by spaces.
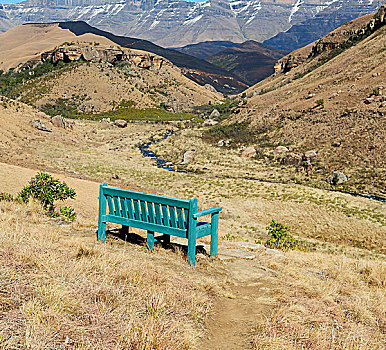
xmin=227 ymin=9 xmax=386 ymax=195
xmin=0 ymin=24 xmax=222 ymax=112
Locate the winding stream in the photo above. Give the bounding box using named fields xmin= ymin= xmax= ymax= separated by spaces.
xmin=139 ymin=133 xmax=386 ymax=203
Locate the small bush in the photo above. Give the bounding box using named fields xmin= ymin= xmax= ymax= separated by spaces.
xmin=0 ymin=192 xmax=13 ymax=202
xmin=315 ymin=99 xmax=324 ymax=107
xmin=18 ymin=172 xmax=77 ymax=220
xmin=265 ymin=219 xmax=299 ymax=250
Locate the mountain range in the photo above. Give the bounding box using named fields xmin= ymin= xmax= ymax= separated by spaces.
xmin=0 ymin=0 xmax=383 ymax=51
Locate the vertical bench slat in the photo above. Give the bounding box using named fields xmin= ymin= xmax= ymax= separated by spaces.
xmin=161 ymin=204 xmax=170 ymax=226
xmin=120 ymin=197 xmax=128 ymax=218
xmin=147 ymin=202 xmax=155 ymax=224
xmin=133 ymin=200 xmax=141 ymax=220
xmin=113 ymin=196 xmax=121 ymax=216
xmin=106 ymin=196 xmax=115 ymax=215
xmin=183 ymin=208 xmax=189 ymax=228
xmin=126 ymin=198 xmax=135 ymax=219
xmin=177 ymin=208 xmax=184 ymax=229
xmin=140 ymin=200 xmax=148 ymax=222
xmin=169 ymin=206 xmax=178 ymax=228
xmin=154 ymin=204 xmax=162 ymax=225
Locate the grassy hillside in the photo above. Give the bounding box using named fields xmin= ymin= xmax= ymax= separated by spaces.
xmin=202 ymin=12 xmax=386 ymax=196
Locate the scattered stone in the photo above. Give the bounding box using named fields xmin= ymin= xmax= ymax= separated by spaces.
xmin=364 ymin=97 xmax=374 ymax=104
xmin=209 ymin=109 xmax=220 ymax=119
xmin=51 ymin=115 xmax=66 ymax=128
xmin=281 ymin=152 xmax=302 ymax=166
xmin=304 ymin=150 xmax=317 ymax=159
xmin=51 ymin=115 xmax=74 ymax=129
xmin=218 ymin=140 xmax=224 ymax=147
xmin=203 ymin=119 xmax=218 ymax=127
xmin=329 ymin=92 xmax=338 ymax=99
xmin=306 ymin=93 xmax=315 ymax=99
xmin=326 ymin=171 xmax=347 ymax=185
xmin=101 ymin=117 xmax=111 ymax=123
xmin=30 ymin=120 xmax=51 ymax=132
xmin=332 ymin=141 xmax=341 ymax=147
xmin=181 ymin=150 xmax=195 ymax=164
xmin=112 ymin=174 xmax=120 ymax=179
xmin=372 ymin=72 xmax=381 ymax=77
xmin=241 ymin=146 xmax=257 ymax=159
xmin=114 ymin=119 xmax=128 ymax=128
xmin=274 ymin=146 xmax=289 ymax=156
xmin=236 ymin=242 xmax=264 ymax=251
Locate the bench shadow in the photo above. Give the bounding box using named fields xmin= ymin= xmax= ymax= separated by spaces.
xmin=105 ymin=227 xmax=209 ymax=257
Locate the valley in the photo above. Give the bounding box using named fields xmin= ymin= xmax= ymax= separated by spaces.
xmin=0 ymin=2 xmax=385 ymax=349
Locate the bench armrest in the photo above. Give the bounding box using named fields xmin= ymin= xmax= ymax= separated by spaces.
xmin=193 ymin=207 xmax=222 ymax=219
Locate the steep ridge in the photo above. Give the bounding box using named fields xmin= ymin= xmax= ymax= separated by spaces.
xmin=57 ymin=21 xmax=249 ymax=94
xmin=264 ymin=0 xmax=384 ymax=51
xmin=173 ymin=41 xmax=237 ymax=60
xmin=1 ymin=0 xmax=383 ymax=48
xmin=206 ymin=40 xmax=288 ymax=85
xmin=224 ymin=5 xmax=386 ymax=195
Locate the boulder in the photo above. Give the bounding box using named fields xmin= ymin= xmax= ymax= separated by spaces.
xmin=305 ymin=150 xmax=317 ymax=159
xmin=51 ymin=115 xmax=74 ymax=129
xmin=326 ymin=171 xmax=347 ymax=185
xmin=203 ymin=119 xmax=218 ymax=127
xmin=281 ymin=152 xmax=302 ymax=166
xmin=30 ymin=120 xmax=51 ymax=132
xmin=181 ymin=150 xmax=195 ymax=164
xmin=51 ymin=115 xmax=66 ymax=128
xmin=209 ymin=109 xmax=220 ymax=119
xmin=241 ymin=146 xmax=257 ymax=159
xmin=114 ymin=119 xmax=128 ymax=128
xmin=274 ymin=146 xmax=289 ymax=156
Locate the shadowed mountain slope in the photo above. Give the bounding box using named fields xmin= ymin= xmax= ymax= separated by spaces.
xmin=206 ymin=40 xmax=288 ymax=86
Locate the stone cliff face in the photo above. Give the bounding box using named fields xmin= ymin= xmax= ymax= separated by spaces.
xmin=40 ymin=45 xmax=167 ymax=69
xmin=1 ymin=0 xmax=383 ymax=48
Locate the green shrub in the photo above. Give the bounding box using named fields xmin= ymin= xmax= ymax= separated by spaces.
xmin=0 ymin=192 xmax=13 ymax=202
xmin=18 ymin=172 xmax=76 ymax=221
xmin=264 ymin=219 xmax=299 ymax=250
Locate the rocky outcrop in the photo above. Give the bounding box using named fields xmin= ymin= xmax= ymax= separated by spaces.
xmin=274 ymin=2 xmax=386 ymax=74
xmin=41 ymin=45 xmax=166 ymax=69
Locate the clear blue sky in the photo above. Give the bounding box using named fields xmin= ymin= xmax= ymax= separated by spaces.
xmin=1 ymin=0 xmax=25 ymax=3
xmin=1 ymin=0 xmax=207 ymax=3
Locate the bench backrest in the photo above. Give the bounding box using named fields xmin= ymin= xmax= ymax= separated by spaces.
xmin=99 ymin=183 xmax=197 ymax=238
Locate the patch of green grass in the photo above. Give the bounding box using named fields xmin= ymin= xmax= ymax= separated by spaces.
xmin=76 ymin=107 xmax=195 ymax=122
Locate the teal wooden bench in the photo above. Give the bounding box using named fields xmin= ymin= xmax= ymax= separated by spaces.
xmin=97 ymin=183 xmax=222 ymax=265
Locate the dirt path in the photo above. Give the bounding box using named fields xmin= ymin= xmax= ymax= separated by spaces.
xmin=198 ymin=245 xmax=282 ymax=349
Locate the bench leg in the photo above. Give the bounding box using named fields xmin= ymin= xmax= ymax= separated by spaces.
xmin=97 ymin=222 xmax=106 ymax=242
xmin=210 ymin=212 xmax=219 ymax=257
xmin=147 ymin=231 xmax=155 ymax=250
xmin=187 ymin=230 xmax=197 ymax=266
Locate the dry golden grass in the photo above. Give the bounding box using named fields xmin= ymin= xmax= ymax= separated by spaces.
xmin=0 ymin=200 xmax=217 ymax=349
xmin=252 ymin=250 xmax=386 ymax=350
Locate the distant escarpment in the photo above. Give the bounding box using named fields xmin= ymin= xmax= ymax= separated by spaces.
xmin=274 ymin=3 xmax=386 ymax=75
